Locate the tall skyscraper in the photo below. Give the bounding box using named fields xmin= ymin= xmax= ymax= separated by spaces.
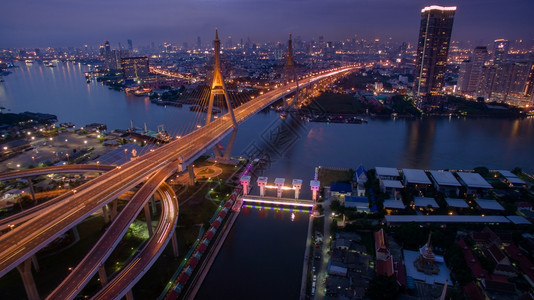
xmin=414 ymin=5 xmax=456 ymax=99
xmin=493 ymin=39 xmax=509 ymax=65
xmin=197 ymin=36 xmax=201 ymax=49
xmin=127 ymin=39 xmax=133 ymax=51
xmin=104 ymin=40 xmax=111 ymax=53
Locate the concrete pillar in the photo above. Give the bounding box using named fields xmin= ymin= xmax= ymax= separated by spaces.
xmin=274 ymin=178 xmax=285 ymax=198
xmin=150 ymin=196 xmax=157 ymax=213
xmin=171 ymin=231 xmax=179 ymax=257
xmin=240 ymin=176 xmax=251 ymax=196
xmin=110 ymin=199 xmax=118 ymax=220
xmin=222 ymin=129 xmax=238 ymax=160
xmin=72 ymin=225 xmax=80 ymax=241
xmin=98 ymin=265 xmax=108 ymax=286
xmin=187 ymin=165 xmax=195 ymax=186
xmin=16 ymin=258 xmax=39 ymax=300
xmin=27 ymin=177 xmax=36 ymax=204
xmin=144 ymin=203 xmax=153 ymax=237
xmin=292 ymin=179 xmax=303 ymax=200
xmin=31 ymin=255 xmax=39 ymax=273
xmin=257 ymin=177 xmax=268 ymax=197
xmin=310 ymin=180 xmax=320 ymax=202
xmin=102 ymin=205 xmax=110 ymax=223
xmin=125 ymin=289 xmax=134 ymax=300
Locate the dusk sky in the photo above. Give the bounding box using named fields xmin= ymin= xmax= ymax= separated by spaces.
xmin=2 ymin=0 xmax=533 ymax=48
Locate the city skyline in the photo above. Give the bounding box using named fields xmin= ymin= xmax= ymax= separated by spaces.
xmin=2 ymin=0 xmax=534 ymax=48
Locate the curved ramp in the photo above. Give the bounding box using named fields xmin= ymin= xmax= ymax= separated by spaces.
xmin=46 ymin=164 xmax=177 ymax=299
xmin=92 ymin=183 xmax=178 ymax=299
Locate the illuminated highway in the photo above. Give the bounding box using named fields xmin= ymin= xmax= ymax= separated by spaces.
xmin=0 ymin=66 xmax=357 ymax=288
xmin=92 ymin=182 xmax=178 ymax=300
xmin=0 ymin=164 xmax=115 ymax=231
xmin=46 ymin=164 xmax=178 ymax=299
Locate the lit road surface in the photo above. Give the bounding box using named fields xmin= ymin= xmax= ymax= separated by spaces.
xmin=0 ymin=164 xmax=115 ymax=231
xmin=0 ymin=66 xmax=357 ymax=280
xmin=91 ymin=182 xmax=178 ymax=300
xmin=46 ymin=164 xmax=177 ymax=300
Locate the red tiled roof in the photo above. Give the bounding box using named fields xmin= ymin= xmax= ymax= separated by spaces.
xmin=457 ymin=238 xmax=488 ymax=279
xmin=463 ymin=281 xmax=485 ymax=300
xmin=376 ymin=256 xmax=394 ymax=276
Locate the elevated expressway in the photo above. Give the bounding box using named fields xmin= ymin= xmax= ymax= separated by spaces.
xmin=0 ymin=165 xmax=115 ymax=231
xmin=0 ymin=66 xmax=357 ymax=290
xmin=46 ymin=164 xmax=178 ymax=299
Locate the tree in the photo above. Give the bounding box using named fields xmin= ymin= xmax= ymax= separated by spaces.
xmin=473 ymin=166 xmax=489 ymax=177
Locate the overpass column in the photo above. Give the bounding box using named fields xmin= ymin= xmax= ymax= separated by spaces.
xmin=27 ymin=177 xmax=36 ymax=204
xmin=144 ymin=203 xmax=153 ymax=237
xmin=292 ymin=179 xmax=303 ymax=200
xmin=31 ymin=255 xmax=39 ymax=273
xmin=187 ymin=165 xmax=195 ymax=186
xmin=171 ymin=231 xmax=179 ymax=257
xmin=310 ymin=180 xmax=321 ymax=202
xmin=110 ymin=199 xmax=118 ymax=221
xmin=72 ymin=225 xmax=80 ymax=241
xmin=274 ymin=178 xmax=285 ymax=198
xmin=102 ymin=205 xmax=110 ymax=223
xmin=257 ymin=177 xmax=268 ymax=197
xmin=16 ymin=258 xmax=39 ymax=300
xmin=98 ymin=265 xmax=108 ymax=286
xmin=151 ymin=196 xmax=157 ymax=213
xmin=125 ymin=289 xmax=134 ymax=300
xmin=240 ymin=176 xmax=251 ymax=195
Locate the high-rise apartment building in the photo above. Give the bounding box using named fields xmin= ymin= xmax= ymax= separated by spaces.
xmin=121 ymin=56 xmax=149 ymax=79
xmin=414 ymin=5 xmax=456 ymax=99
xmin=493 ymin=39 xmax=509 ymax=65
xmin=457 ymin=46 xmax=488 ymax=94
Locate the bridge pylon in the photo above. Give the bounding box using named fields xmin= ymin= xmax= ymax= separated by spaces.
xmin=207 ymin=29 xmax=238 ymax=163
xmin=281 ymin=33 xmax=299 ymax=109
xmin=206 ymin=29 xmax=237 ymax=128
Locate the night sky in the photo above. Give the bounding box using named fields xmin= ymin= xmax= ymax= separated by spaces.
xmin=2 ymin=0 xmax=533 ymax=48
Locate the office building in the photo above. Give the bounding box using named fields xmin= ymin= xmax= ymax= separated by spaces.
xmin=106 ymin=49 xmax=130 ymax=71
xmin=121 ymin=56 xmax=149 ymax=79
xmin=414 ymin=5 xmax=456 ymax=99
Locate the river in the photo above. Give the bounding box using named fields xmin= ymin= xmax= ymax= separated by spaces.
xmin=1 ymin=61 xmax=533 ymax=298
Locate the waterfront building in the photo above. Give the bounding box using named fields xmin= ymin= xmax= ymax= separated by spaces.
xmin=477 ymin=60 xmax=534 ymax=106
xmin=414 ymin=5 xmax=456 ymax=100
xmin=121 ymin=56 xmax=149 ymax=79
xmin=105 ymin=49 xmax=130 ymax=71
xmin=457 ymin=46 xmax=488 ymax=95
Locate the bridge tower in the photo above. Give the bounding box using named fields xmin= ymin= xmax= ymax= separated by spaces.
xmin=207 ymin=29 xmax=237 ymax=127
xmin=206 ymin=29 xmax=238 ymax=162
xmin=281 ymin=33 xmax=299 ymax=108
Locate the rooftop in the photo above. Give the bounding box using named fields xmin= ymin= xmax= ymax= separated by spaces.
xmin=474 ymin=199 xmax=505 ymax=211
xmin=445 ymin=198 xmax=469 ymax=208
xmin=330 ymin=182 xmax=352 ymax=193
xmin=456 ymin=172 xmax=493 ymax=189
xmin=402 ymin=169 xmax=432 ymax=185
xmin=413 ymin=197 xmax=439 ymax=208
xmin=429 ymin=170 xmax=461 ymax=187
xmin=385 ymin=215 xmax=510 ymax=224
xmin=381 ymin=180 xmax=403 ymax=189
xmin=383 ymin=200 xmax=406 ymax=209
xmin=403 ymin=249 xmax=450 ymax=285
xmin=506 ymin=215 xmax=531 ymax=225
xmin=375 ymin=167 xmax=400 ymax=178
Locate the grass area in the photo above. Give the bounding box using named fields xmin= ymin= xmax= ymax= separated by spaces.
xmin=317 ymin=167 xmax=353 ymax=187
